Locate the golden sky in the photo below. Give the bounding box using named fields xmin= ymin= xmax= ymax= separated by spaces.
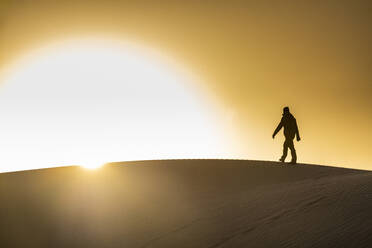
xmin=0 ymin=0 xmax=371 ymax=170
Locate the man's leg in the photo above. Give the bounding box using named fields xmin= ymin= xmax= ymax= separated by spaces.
xmin=288 ymin=139 xmax=297 ymax=163
xmin=280 ymin=139 xmax=289 ymax=162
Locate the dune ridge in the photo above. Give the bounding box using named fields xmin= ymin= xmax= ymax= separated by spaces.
xmin=0 ymin=159 xmax=371 ymax=247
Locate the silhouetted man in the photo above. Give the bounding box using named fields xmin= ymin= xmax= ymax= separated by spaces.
xmin=272 ymin=106 xmax=301 ymax=164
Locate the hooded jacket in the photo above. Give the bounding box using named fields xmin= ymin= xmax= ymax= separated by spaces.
xmin=273 ymin=112 xmax=300 ymax=140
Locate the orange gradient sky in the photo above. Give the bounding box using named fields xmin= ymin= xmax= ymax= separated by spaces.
xmin=0 ymin=0 xmax=371 ymax=171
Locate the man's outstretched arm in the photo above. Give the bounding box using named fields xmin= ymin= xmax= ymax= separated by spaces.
xmin=272 ymin=119 xmax=283 ymax=138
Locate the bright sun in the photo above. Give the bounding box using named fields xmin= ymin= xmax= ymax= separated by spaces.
xmin=0 ymin=38 xmax=229 ymax=172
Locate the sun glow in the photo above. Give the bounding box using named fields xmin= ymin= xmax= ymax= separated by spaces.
xmin=0 ymin=39 xmax=229 ymax=172
xmin=82 ymin=162 xmax=105 ymax=170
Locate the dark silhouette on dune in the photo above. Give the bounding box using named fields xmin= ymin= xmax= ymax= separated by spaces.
xmin=273 ymin=106 xmax=301 ymax=163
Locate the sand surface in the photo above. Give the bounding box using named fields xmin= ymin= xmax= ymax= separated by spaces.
xmin=1 ymin=159 xmax=371 ymax=247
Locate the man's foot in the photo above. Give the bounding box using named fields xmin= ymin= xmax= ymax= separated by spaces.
xmin=279 ymin=157 xmax=285 ymax=162
xmin=289 ymin=160 xmax=297 ymax=164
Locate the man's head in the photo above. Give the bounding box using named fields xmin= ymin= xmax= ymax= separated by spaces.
xmin=283 ymin=106 xmax=290 ymax=114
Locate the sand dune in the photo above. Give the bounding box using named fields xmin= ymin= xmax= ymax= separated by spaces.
xmin=0 ymin=159 xmax=371 ymax=247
